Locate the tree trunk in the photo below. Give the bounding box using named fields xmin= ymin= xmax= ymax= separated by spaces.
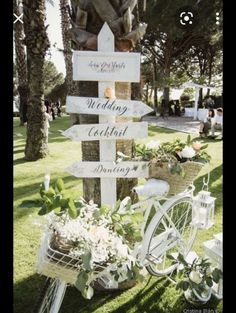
xmin=153 ymin=57 xmax=158 ymax=112
xmin=116 ymin=82 xmax=138 ymax=201
xmin=163 ymin=87 xmax=170 ymax=105
xmin=13 ymin=0 xmax=28 ymax=125
xmin=59 ymin=0 xmax=80 ymax=125
xmin=23 ymin=0 xmax=50 ymax=160
xmin=198 ymin=88 xmax=203 ymax=107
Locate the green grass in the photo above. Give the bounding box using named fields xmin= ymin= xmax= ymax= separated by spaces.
xmin=14 ymin=116 xmax=222 ymax=313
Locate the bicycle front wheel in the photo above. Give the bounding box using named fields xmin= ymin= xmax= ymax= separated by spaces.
xmin=145 ymin=196 xmax=197 ymax=276
xmin=33 ymin=278 xmax=67 ymax=313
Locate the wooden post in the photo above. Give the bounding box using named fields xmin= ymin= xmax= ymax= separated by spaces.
xmin=98 ymin=23 xmax=116 ymax=205
xmin=66 ymin=22 xmax=150 ymax=207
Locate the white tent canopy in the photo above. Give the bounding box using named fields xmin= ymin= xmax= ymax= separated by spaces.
xmin=182 ymin=82 xmax=215 ymax=120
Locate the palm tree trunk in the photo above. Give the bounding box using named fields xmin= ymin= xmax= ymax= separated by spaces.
xmin=13 ymin=0 xmax=28 ymax=125
xmin=23 ymin=0 xmax=50 ymax=160
xmin=59 ymin=0 xmax=80 ymax=125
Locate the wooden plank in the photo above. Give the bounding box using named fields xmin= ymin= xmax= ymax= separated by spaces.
xmin=72 ymin=50 xmax=140 ymax=82
xmin=63 ymin=122 xmax=148 ymax=141
xmin=65 ymin=161 xmax=149 ymax=178
xmin=66 ymin=95 xmax=153 ymax=117
xmin=98 ymin=22 xmax=116 ymax=205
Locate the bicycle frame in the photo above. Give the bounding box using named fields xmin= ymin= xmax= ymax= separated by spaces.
xmin=129 ymin=185 xmax=196 ymax=267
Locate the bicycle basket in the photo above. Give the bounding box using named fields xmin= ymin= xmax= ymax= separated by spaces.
xmin=149 ymin=161 xmax=204 ymax=195
xmin=37 ymin=231 xmax=83 ymax=284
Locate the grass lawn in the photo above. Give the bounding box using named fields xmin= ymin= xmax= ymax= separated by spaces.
xmin=14 ymin=116 xmax=222 ymax=313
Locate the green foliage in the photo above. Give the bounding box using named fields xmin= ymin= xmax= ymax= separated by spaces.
xmin=38 ymin=178 xmax=80 ymax=219
xmin=180 ymin=88 xmax=195 ymax=101
xmin=43 ymin=60 xmax=64 ymax=97
xmin=170 ymin=252 xmax=223 ymax=295
xmin=14 ymin=116 xmax=222 ymax=312
xmin=132 ymin=136 xmax=211 ymax=176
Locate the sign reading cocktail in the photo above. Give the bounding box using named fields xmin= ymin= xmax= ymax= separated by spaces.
xmin=63 ymin=122 xmax=148 ymax=141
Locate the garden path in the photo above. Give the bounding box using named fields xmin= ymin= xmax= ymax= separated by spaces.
xmin=142 ymin=116 xmax=200 ymax=134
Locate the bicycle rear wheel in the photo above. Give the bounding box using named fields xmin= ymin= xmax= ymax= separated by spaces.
xmin=33 ymin=278 xmax=67 ymax=313
xmin=145 ymin=196 xmax=197 ymax=276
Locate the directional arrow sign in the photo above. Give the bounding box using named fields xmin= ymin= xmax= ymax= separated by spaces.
xmin=66 ymin=96 xmax=153 ymax=117
xmin=63 ymin=122 xmax=148 ymax=141
xmin=73 ymin=51 xmax=140 ymax=82
xmin=66 ymin=161 xmax=149 ymax=178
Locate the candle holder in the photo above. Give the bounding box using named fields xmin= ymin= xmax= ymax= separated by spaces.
xmin=44 ymin=173 xmax=50 ymax=191
xmin=192 ymin=190 xmax=215 ymax=229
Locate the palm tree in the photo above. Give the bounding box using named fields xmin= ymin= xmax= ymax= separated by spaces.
xmin=13 ymin=0 xmax=28 ymax=125
xmin=23 ymin=0 xmax=50 ymax=160
xmin=68 ymin=0 xmax=147 ymax=204
xmin=59 ymin=0 xmax=80 ymax=124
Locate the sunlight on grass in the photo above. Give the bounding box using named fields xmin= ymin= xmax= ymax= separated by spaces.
xmin=14 ymin=116 xmax=222 ymax=313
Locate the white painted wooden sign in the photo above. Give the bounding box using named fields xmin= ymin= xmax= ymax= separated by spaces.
xmin=63 ymin=122 xmax=148 ymax=141
xmin=73 ymin=51 xmax=140 ymax=82
xmin=66 ymin=161 xmax=149 ymax=178
xmin=97 ymin=23 xmax=116 ymax=205
xmin=66 ymin=96 xmax=153 ymax=117
xmin=65 ymin=22 xmax=145 ymax=206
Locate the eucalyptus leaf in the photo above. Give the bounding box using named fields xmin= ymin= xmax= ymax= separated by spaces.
xmin=75 ymin=271 xmax=89 ymax=292
xmin=45 ymin=187 xmax=56 ymax=197
xmin=82 ymin=285 xmax=94 ymax=299
xmin=40 ymin=187 xmax=47 ymax=198
xmin=81 ymin=251 xmax=92 ymax=271
xmin=68 ymin=198 xmax=78 ymax=219
xmin=55 ymin=178 xmax=65 ymax=192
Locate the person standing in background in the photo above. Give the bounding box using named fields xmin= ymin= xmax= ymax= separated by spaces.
xmin=211 ymin=108 xmax=223 ymax=139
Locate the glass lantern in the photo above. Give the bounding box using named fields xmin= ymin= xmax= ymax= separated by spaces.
xmin=192 ymin=190 xmax=215 ymax=229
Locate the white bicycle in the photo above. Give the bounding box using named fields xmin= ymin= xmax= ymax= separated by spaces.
xmin=33 ymin=179 xmax=198 ymax=313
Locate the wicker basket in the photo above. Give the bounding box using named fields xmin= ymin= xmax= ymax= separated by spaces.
xmin=149 ymin=161 xmax=204 ymax=195
xmin=37 ymin=232 xmax=137 ymax=291
xmin=37 ymin=232 xmax=83 ymax=284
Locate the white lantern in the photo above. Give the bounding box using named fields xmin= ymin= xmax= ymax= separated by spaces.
xmin=192 ymin=190 xmax=215 ymax=229
xmin=203 ymin=234 xmax=223 ymax=299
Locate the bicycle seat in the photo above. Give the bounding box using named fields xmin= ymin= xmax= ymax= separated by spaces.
xmin=132 ymin=179 xmax=170 ymax=197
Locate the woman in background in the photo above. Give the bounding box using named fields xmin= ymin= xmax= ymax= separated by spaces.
xmin=199 ymin=109 xmax=215 ymax=137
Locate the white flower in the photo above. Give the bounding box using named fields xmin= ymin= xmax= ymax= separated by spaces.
xmin=91 ymin=246 xmax=109 ymax=263
xmin=116 ymin=242 xmax=129 ymax=258
xmin=180 ymin=146 xmax=196 ymax=158
xmin=146 ymin=140 xmax=161 ymax=149
xmin=189 ymin=270 xmax=202 ymax=284
xmin=89 ymin=225 xmax=110 ymax=243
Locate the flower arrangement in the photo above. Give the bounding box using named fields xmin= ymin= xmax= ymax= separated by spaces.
xmin=38 ymin=179 xmax=144 ymax=299
xmin=168 ymin=253 xmax=222 ymax=304
xmin=133 ymin=135 xmax=211 ymax=176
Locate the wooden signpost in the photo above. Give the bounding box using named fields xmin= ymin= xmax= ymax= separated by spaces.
xmin=66 ymin=96 xmax=153 ymax=117
xmin=64 ymin=22 xmax=152 ymax=206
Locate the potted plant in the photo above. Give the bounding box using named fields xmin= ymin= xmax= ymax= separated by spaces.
xmin=37 ymin=178 xmax=144 ymax=299
xmin=168 ymin=253 xmax=223 ymax=305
